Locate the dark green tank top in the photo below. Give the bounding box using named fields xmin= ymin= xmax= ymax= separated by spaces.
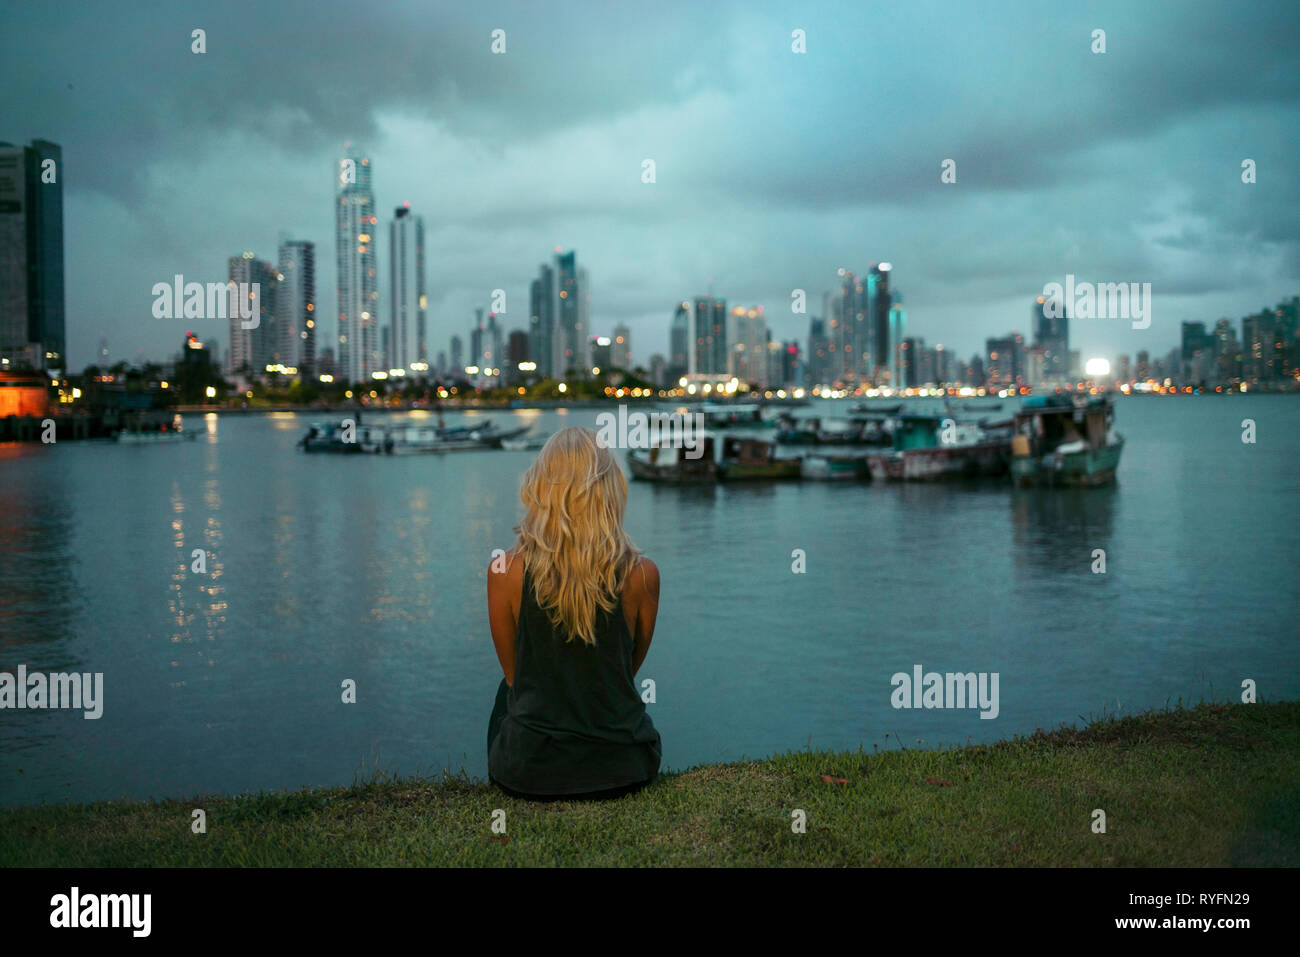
xmin=487 ymin=564 xmax=661 ymax=796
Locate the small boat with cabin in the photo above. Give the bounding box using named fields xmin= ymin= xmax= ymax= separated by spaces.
xmin=1010 ymin=394 xmax=1123 ymax=487
xmin=626 ymin=436 xmax=718 ymax=483
xmin=718 ymin=437 xmax=802 ymax=481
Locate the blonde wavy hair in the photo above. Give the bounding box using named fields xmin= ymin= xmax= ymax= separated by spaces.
xmin=513 ymin=426 xmax=642 ymax=646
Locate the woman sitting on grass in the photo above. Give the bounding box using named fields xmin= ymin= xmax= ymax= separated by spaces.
xmin=486 ymin=426 xmax=662 ymax=800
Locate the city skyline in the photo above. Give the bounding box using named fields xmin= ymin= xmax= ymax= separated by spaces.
xmin=3 ymin=0 xmax=1298 ymax=372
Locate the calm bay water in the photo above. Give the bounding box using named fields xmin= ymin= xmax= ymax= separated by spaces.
xmin=1 ymin=397 xmax=1297 ymax=807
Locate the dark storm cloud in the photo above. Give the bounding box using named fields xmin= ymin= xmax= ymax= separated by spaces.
xmin=2 ymin=0 xmax=1298 ymax=367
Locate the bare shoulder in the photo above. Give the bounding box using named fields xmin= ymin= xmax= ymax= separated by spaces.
xmin=629 ymin=556 xmax=659 ymax=600
xmin=487 ymin=548 xmax=524 ymax=592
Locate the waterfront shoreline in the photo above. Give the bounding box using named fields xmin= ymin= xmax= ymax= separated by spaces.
xmin=3 ymin=701 xmax=1295 ymax=867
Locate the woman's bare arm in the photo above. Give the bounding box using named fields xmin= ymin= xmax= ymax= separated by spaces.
xmin=629 ymin=557 xmax=659 ymax=674
xmin=487 ymin=550 xmax=522 ymax=686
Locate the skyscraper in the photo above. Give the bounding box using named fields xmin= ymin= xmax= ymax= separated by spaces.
xmin=692 ymin=296 xmax=727 ymax=375
xmin=868 ymin=263 xmax=892 ymax=384
xmin=529 ymin=263 xmax=555 ymax=378
xmin=888 ymin=293 xmax=906 ymax=387
xmin=1212 ymin=319 xmax=1239 ymax=383
xmin=506 ymin=329 xmax=528 ymax=380
xmin=335 ymin=149 xmax=378 ymax=383
xmin=277 ymin=239 xmax=315 ymax=374
xmin=1241 ymin=310 xmax=1274 ymax=382
xmin=226 ymin=252 xmax=277 ymax=377
xmin=1181 ymin=320 xmax=1212 ymax=383
xmin=611 ymin=324 xmax=631 ymax=371
xmin=0 ymin=139 xmax=64 ymax=371
xmin=669 ymin=301 xmax=689 ymax=381
xmin=806 ymin=316 xmax=830 ymax=387
xmin=731 ymin=305 xmax=767 ymax=385
xmin=389 ymin=204 xmax=425 ymax=372
xmin=985 ymin=334 xmax=1021 ymax=388
xmin=836 ymin=269 xmax=865 ymax=383
xmin=450 ymin=335 xmax=463 ymax=376
xmin=1034 ymin=294 xmax=1069 ymax=381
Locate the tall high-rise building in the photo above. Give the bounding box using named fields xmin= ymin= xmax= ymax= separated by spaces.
xmin=389 ymin=204 xmax=425 ymax=373
xmin=335 ymin=149 xmax=378 ymax=383
xmin=1034 ymin=294 xmax=1069 ymax=380
xmin=470 ymin=308 xmax=484 ymax=374
xmin=529 ymin=263 xmax=555 ymax=378
xmin=277 ymin=239 xmax=315 ymax=374
xmin=779 ymin=341 xmax=802 ymax=388
xmin=692 ymin=296 xmax=727 ymax=375
xmin=868 ymin=263 xmax=893 ymax=384
xmin=1241 ymin=310 xmax=1274 ymax=382
xmin=933 ymin=344 xmax=952 ymax=385
xmin=226 ymin=252 xmax=277 ymax=376
xmin=888 ymin=293 xmax=906 ymax=387
xmin=669 ymin=301 xmax=690 ymax=381
xmin=553 ymin=251 xmax=585 ymax=377
xmin=611 ymin=324 xmax=631 ymax=371
xmin=450 ymin=334 xmax=463 ymax=376
xmin=900 ymin=337 xmax=919 ymax=388
xmin=985 ymin=334 xmax=1022 ymax=387
xmin=529 ymin=250 xmax=590 ymax=379
xmin=806 ymin=316 xmax=830 ymax=387
xmin=591 ymin=335 xmax=611 ymax=373
xmin=731 ymin=305 xmax=766 ymax=385
xmin=1212 ymin=319 xmax=1239 ymax=383
xmin=0 ymin=139 xmax=64 ymax=371
xmin=1181 ymin=320 xmax=1212 ymax=383
xmin=1276 ymin=296 xmax=1300 ymax=380
xmin=506 ymin=329 xmax=529 ymax=380
xmin=835 ymin=269 xmax=866 ymax=383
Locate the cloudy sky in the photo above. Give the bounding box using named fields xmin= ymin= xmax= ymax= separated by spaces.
xmin=5 ymin=0 xmax=1298 ymax=371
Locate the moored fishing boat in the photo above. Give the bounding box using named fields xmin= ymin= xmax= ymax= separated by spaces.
xmin=627 ymin=436 xmax=718 ymax=483
xmin=1010 ymin=394 xmax=1123 ymax=487
xmin=865 ymin=413 xmax=1011 ymax=481
xmin=718 ymin=437 xmax=801 ymax=481
xmin=299 ymin=420 xmax=386 ymax=453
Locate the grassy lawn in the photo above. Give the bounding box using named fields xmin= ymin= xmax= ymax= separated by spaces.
xmin=2 ymin=701 xmax=1296 ymax=867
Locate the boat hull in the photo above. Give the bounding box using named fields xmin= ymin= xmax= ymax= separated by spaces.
xmin=866 ymin=440 xmax=1010 ymax=482
xmin=719 ymin=460 xmax=802 ymax=481
xmin=627 ymin=452 xmax=718 ymax=483
xmin=1012 ymin=439 xmax=1123 ymax=487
